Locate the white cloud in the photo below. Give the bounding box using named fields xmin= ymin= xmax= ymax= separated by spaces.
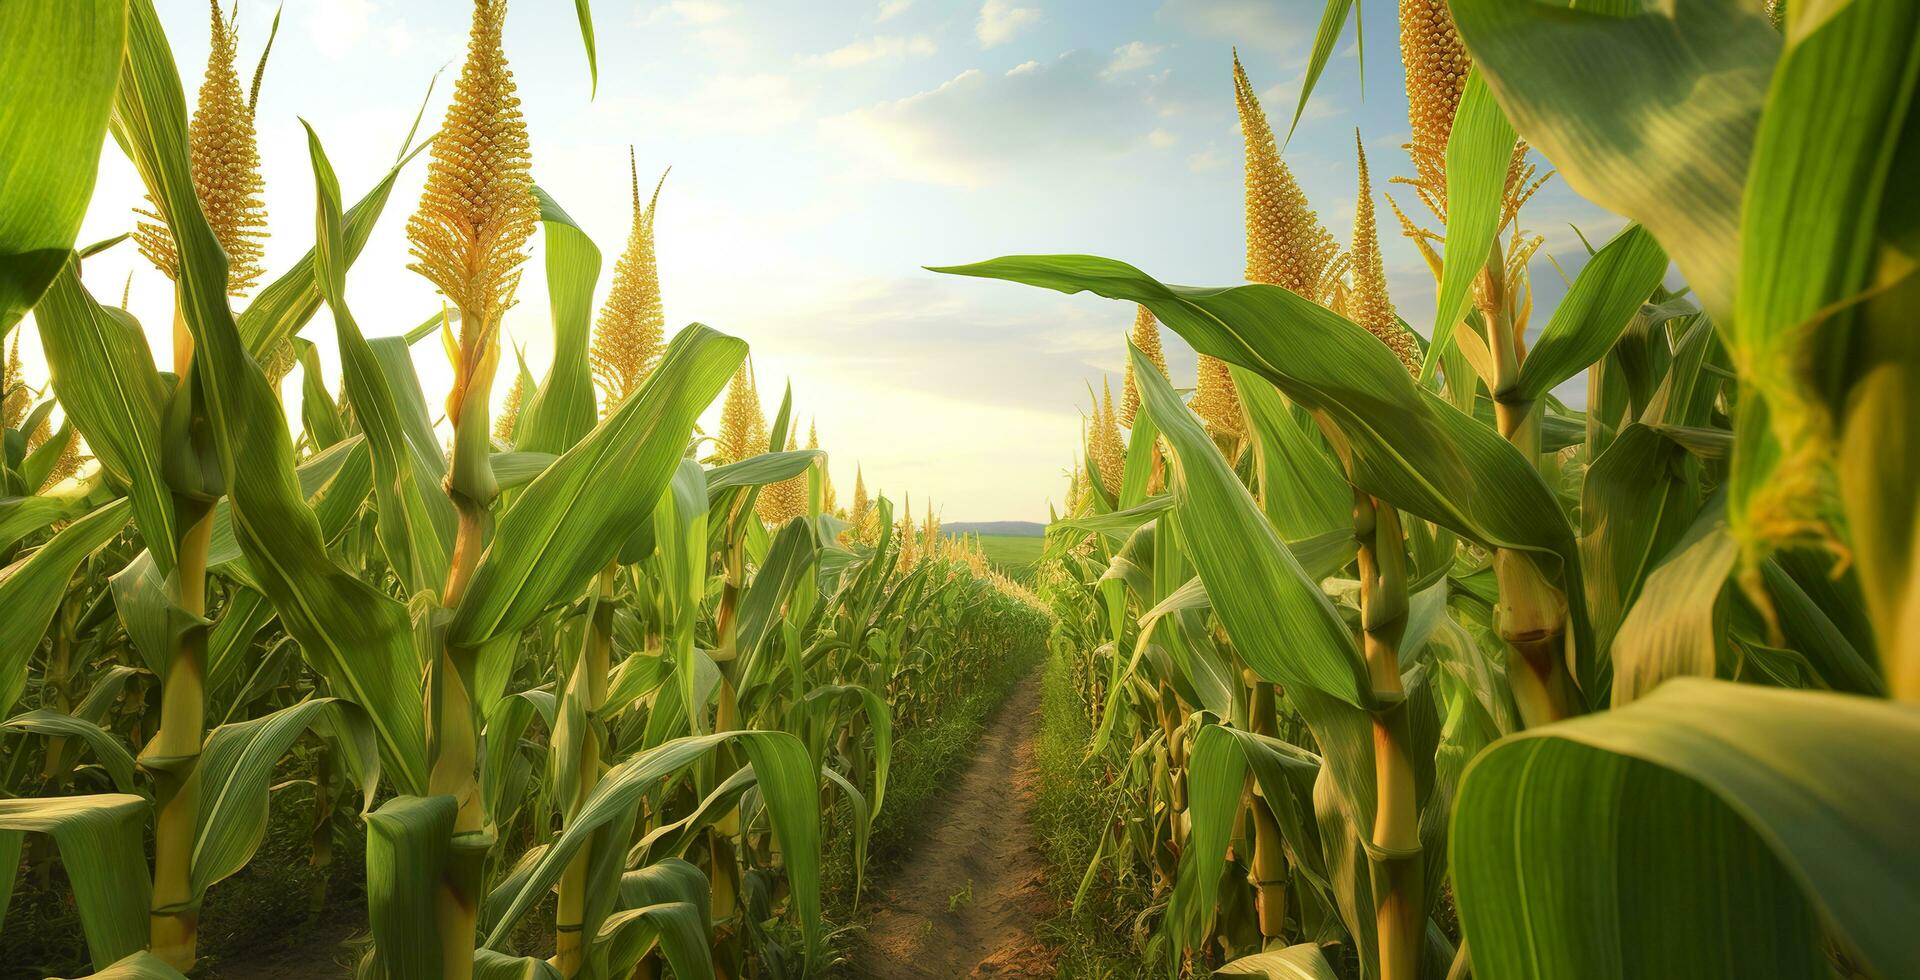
xmin=876 ymin=0 xmax=913 ymax=22
xmin=803 ymin=35 xmax=936 ymax=69
xmin=977 ymin=0 xmax=1040 ymax=48
xmin=600 ymin=71 xmax=807 ymax=135
xmin=1103 ymin=41 xmax=1162 ymax=76
xmin=1258 ymin=74 xmax=1342 ymax=127
xmin=1149 ymin=128 xmax=1178 ymax=148
xmin=824 ymin=51 xmax=1159 ymax=187
xmin=1187 ymin=144 xmax=1223 ymax=172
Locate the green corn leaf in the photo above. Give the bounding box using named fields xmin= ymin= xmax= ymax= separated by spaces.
xmin=1116 ymin=406 xmax=1158 ymax=509
xmin=1287 ymin=0 xmax=1355 ymax=146
xmin=0 ymin=493 xmax=91 ymax=555
xmin=113 ymin=0 xmax=426 ymax=794
xmin=0 ymin=498 xmax=131 ymax=717
xmin=734 ymin=517 xmax=819 ymax=675
xmin=491 ymin=451 xmax=557 ymax=491
xmin=449 ymin=323 xmax=744 ymax=649
xmin=1214 ymin=943 xmax=1340 ymax=979
xmin=109 ymin=550 xmax=190 ymax=682
xmin=573 ymin=0 xmax=598 ymax=97
xmin=1050 ymin=495 xmax=1172 ymax=546
xmin=0 ymin=794 xmax=150 ymax=971
xmin=0 ymin=0 xmax=123 ymax=331
xmin=933 ymin=254 xmax=1590 ymax=674
xmin=472 ymin=950 xmax=563 ymax=980
xmin=483 ymin=731 xmax=823 ymax=965
xmin=1512 ymin=225 xmax=1670 ymax=402
xmin=600 ymin=860 xmax=713 ymax=979
xmin=931 ymin=255 xmax=1574 ymax=561
xmin=205 ymin=433 xmax=366 ymax=570
xmin=820 ymin=766 xmax=874 ymax=908
xmin=305 ymin=120 xmax=453 ymax=595
xmin=192 ymin=698 xmax=378 ymax=896
xmin=206 ymin=586 xmax=275 ymax=700
xmin=1758 ymin=557 xmax=1883 ymax=697
xmin=295 ymin=339 xmax=346 ymax=450
xmin=33 ymin=264 xmax=177 ymax=574
xmin=799 ymin=683 xmax=892 ymax=819
xmin=19 ymin=420 xmax=74 ymax=492
xmin=1230 ymin=363 xmax=1349 ymax=539
xmin=1579 ymin=424 xmax=1699 ymax=658
xmin=1447 ymin=0 xmax=1776 ymax=320
xmin=1132 ymin=342 xmax=1371 ymax=707
xmin=1 ymin=710 xmax=138 ymax=794
xmin=516 ymin=188 xmax=602 ymax=455
xmin=1609 ymin=500 xmax=1738 ymax=707
xmin=1453 ymin=680 xmax=1920 ymax=980
xmin=1424 ymin=70 xmax=1517 ymax=382
xmin=364 ymin=794 xmax=457 ymax=980
xmin=1169 ymin=724 xmax=1322 ymax=959
xmin=706 ymin=449 xmax=827 ymax=502
xmin=1729 ymin=0 xmax=1920 ymax=674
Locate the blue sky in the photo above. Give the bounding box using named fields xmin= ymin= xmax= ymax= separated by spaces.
xmin=57 ymin=0 xmax=1620 ymax=522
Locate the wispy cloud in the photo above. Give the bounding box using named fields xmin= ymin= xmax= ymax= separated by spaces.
xmin=802 ymin=35 xmax=936 ymax=69
xmin=825 ymin=51 xmax=1158 ymax=187
xmin=1103 ymin=41 xmax=1162 ymax=76
xmin=977 ymin=0 xmax=1041 ymax=48
xmin=598 ymin=71 xmax=808 ymax=135
xmin=876 ymin=0 xmax=913 ymax=22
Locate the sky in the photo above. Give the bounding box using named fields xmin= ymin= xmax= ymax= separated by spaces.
xmin=42 ymin=0 xmax=1621 ymax=523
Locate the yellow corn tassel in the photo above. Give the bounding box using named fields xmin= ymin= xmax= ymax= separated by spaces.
xmin=39 ymin=434 xmax=84 ymax=492
xmin=1092 ymin=376 xmax=1125 ymax=493
xmin=759 ymin=428 xmax=808 ymax=526
xmin=2 ymin=333 xmax=27 ymax=430
xmin=922 ymin=499 xmax=940 ymax=559
xmin=1121 ymin=304 xmax=1168 ymax=427
xmin=406 ymin=0 xmax=538 ymax=360
xmin=1350 ymin=134 xmax=1423 ymax=375
xmin=135 ymin=0 xmax=269 ymax=295
xmin=1193 ymin=354 xmax=1243 ymax=441
xmin=849 ymin=465 xmax=871 ymax=543
xmin=1234 ymin=52 xmax=1339 ymax=300
xmin=1397 ymin=0 xmax=1470 ymax=218
xmin=716 ymin=363 xmax=766 ymax=465
xmin=590 ymin=150 xmax=669 ymax=413
xmin=898 ymin=493 xmax=917 ymax=567
xmin=494 ymin=368 xmax=525 ymax=441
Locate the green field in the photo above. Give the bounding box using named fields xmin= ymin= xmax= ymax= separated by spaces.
xmin=958 ymin=533 xmax=1046 ymax=583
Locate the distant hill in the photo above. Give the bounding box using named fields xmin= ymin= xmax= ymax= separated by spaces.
xmin=943 ymin=520 xmax=1045 ymax=537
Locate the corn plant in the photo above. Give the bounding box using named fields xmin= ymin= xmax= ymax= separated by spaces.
xmin=939 ymin=2 xmax=1919 ymax=978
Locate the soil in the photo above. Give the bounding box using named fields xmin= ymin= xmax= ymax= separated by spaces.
xmin=855 ymin=673 xmax=1057 ymax=979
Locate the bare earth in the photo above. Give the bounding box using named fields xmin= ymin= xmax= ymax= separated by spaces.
xmin=856 ymin=673 xmax=1057 ymax=979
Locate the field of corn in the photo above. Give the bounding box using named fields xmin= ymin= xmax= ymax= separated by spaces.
xmin=0 ymin=0 xmax=1058 ymax=977
xmin=2 ymin=0 xmax=1917 ymax=979
xmin=945 ymin=0 xmax=1920 ymax=978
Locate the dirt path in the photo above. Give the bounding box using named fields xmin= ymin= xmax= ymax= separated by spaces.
xmin=857 ymin=672 xmax=1056 ymax=978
